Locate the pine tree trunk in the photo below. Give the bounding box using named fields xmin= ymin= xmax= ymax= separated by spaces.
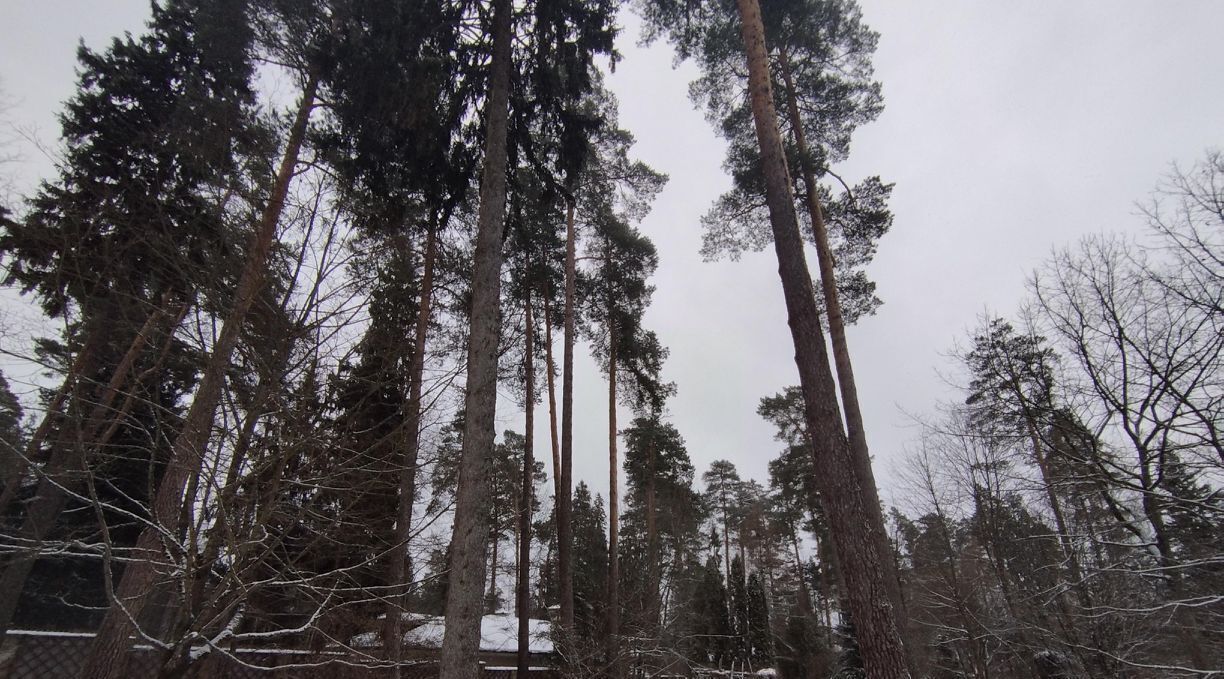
xmin=776 ymin=45 xmax=908 ymax=632
xmin=489 ymin=531 xmax=500 ymax=610
xmin=544 ymin=299 xmax=562 ymax=505
xmin=517 ymin=290 xmax=535 ymax=676
xmin=722 ymin=500 xmax=732 ymax=583
xmin=733 ymin=1 xmax=910 ymax=676
xmin=79 ymin=72 xmax=318 ymax=679
xmin=646 ymin=435 xmax=659 ymax=635
xmin=385 ymin=215 xmax=441 ymax=673
xmin=607 ymin=317 xmax=621 ymax=676
xmin=436 ymin=0 xmax=512 ymax=676
xmin=789 ymin=529 xmax=814 ymax=616
xmin=558 ymin=196 xmax=577 ymax=643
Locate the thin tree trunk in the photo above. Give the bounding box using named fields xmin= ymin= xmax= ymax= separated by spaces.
xmin=789 ymin=529 xmax=814 ymax=616
xmin=517 ymin=289 xmax=535 ymax=676
xmin=385 ymin=215 xmax=441 ymax=672
xmin=607 ymin=316 xmax=621 ymax=676
xmin=489 ymin=530 xmax=500 ymax=610
xmin=776 ymin=44 xmax=907 ymax=630
xmin=544 ymin=299 xmax=561 ymax=505
xmin=558 ymin=195 xmax=577 ymax=643
xmin=722 ymin=499 xmax=732 ymax=583
xmin=89 ymin=304 xmax=188 ymax=460
xmin=437 ymin=1 xmax=512 ymax=676
xmin=79 ymin=72 xmax=318 ymax=679
xmin=733 ymin=2 xmax=909 ymax=676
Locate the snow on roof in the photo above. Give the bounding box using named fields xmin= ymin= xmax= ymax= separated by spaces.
xmin=351 ymin=614 xmax=553 ymax=655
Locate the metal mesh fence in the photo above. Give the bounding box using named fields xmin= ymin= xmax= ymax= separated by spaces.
xmin=0 ymin=631 xmax=560 ymax=678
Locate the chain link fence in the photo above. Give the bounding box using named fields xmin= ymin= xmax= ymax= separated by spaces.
xmin=0 ymin=631 xmax=560 ymax=678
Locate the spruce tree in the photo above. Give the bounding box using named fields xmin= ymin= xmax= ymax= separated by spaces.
xmin=81 ymin=0 xmax=325 ymax=671
xmin=0 ymin=0 xmax=263 ymax=639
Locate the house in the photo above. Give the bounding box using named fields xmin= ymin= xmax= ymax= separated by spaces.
xmin=352 ymin=613 xmax=555 ymax=671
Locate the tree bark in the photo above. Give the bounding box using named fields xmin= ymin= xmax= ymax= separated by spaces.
xmin=646 ymin=434 xmax=659 ymax=636
xmin=437 ymin=0 xmax=512 ymax=676
xmin=544 ymin=299 xmax=562 ymax=505
xmin=384 ymin=216 xmax=441 ymax=673
xmin=606 ymin=315 xmax=621 ymax=676
xmin=488 ymin=529 xmax=500 ymax=610
xmin=517 ymin=289 xmax=535 ymax=676
xmin=557 ymin=196 xmax=577 ymax=643
xmin=733 ymin=1 xmax=910 ymax=676
xmin=79 ymin=71 xmax=318 ymax=679
xmin=776 ymin=44 xmax=907 ymax=630
xmin=722 ymin=497 xmax=732 ymax=584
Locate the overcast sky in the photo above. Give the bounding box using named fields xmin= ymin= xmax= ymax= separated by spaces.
xmin=1 ymin=1 xmax=1221 ymax=509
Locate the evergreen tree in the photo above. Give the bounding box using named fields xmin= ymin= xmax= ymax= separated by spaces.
xmin=703 ymin=459 xmax=745 ymax=581
xmin=316 ymin=4 xmax=477 ymax=662
xmin=728 ymin=554 xmax=750 ymax=662
xmin=692 ymin=554 xmax=734 ymax=667
xmin=620 ymin=414 xmax=702 ymax=672
xmin=746 ymin=571 xmax=774 ymax=668
xmin=82 ymin=0 xmax=325 ymax=671
xmin=0 ymin=0 xmax=264 ymax=639
xmin=0 ymin=372 xmax=24 ymax=483
xmin=571 ymin=482 xmax=610 ymax=652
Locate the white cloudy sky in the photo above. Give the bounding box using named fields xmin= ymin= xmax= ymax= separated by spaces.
xmin=1 ymin=2 xmax=1221 ymax=508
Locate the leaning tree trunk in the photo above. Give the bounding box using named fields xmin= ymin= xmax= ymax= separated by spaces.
xmin=436 ymin=0 xmax=512 ymax=677
xmin=384 ymin=216 xmax=441 ymax=674
xmin=776 ymin=45 xmax=907 ymax=629
xmin=557 ymin=195 xmax=577 ymax=643
xmin=79 ymin=72 xmax=318 ymax=679
xmin=517 ymin=289 xmax=535 ymax=676
xmin=734 ymin=1 xmax=910 ymax=676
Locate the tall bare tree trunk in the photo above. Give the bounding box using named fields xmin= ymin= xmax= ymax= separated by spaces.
xmin=488 ymin=531 xmax=500 ymax=609
xmin=385 ymin=217 xmax=441 ymax=673
xmin=721 ymin=499 xmax=732 ymax=584
xmin=775 ymin=49 xmax=917 ymax=671
xmin=646 ymin=435 xmax=659 ymax=636
xmin=734 ymin=1 xmax=910 ymax=676
xmin=776 ymin=44 xmax=906 ymax=625
xmin=557 ymin=196 xmax=577 ymax=643
xmin=79 ymin=72 xmax=318 ymax=679
xmin=607 ymin=318 xmax=621 ymax=676
xmin=437 ymin=0 xmax=512 ymax=676
xmin=544 ymin=298 xmax=561 ymax=504
xmin=517 ymin=289 xmax=535 ymax=676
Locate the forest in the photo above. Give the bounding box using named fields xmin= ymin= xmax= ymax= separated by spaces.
xmin=0 ymin=0 xmax=1219 ymax=678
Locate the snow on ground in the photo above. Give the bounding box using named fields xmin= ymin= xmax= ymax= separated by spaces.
xmin=351 ymin=614 xmax=553 ymax=654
